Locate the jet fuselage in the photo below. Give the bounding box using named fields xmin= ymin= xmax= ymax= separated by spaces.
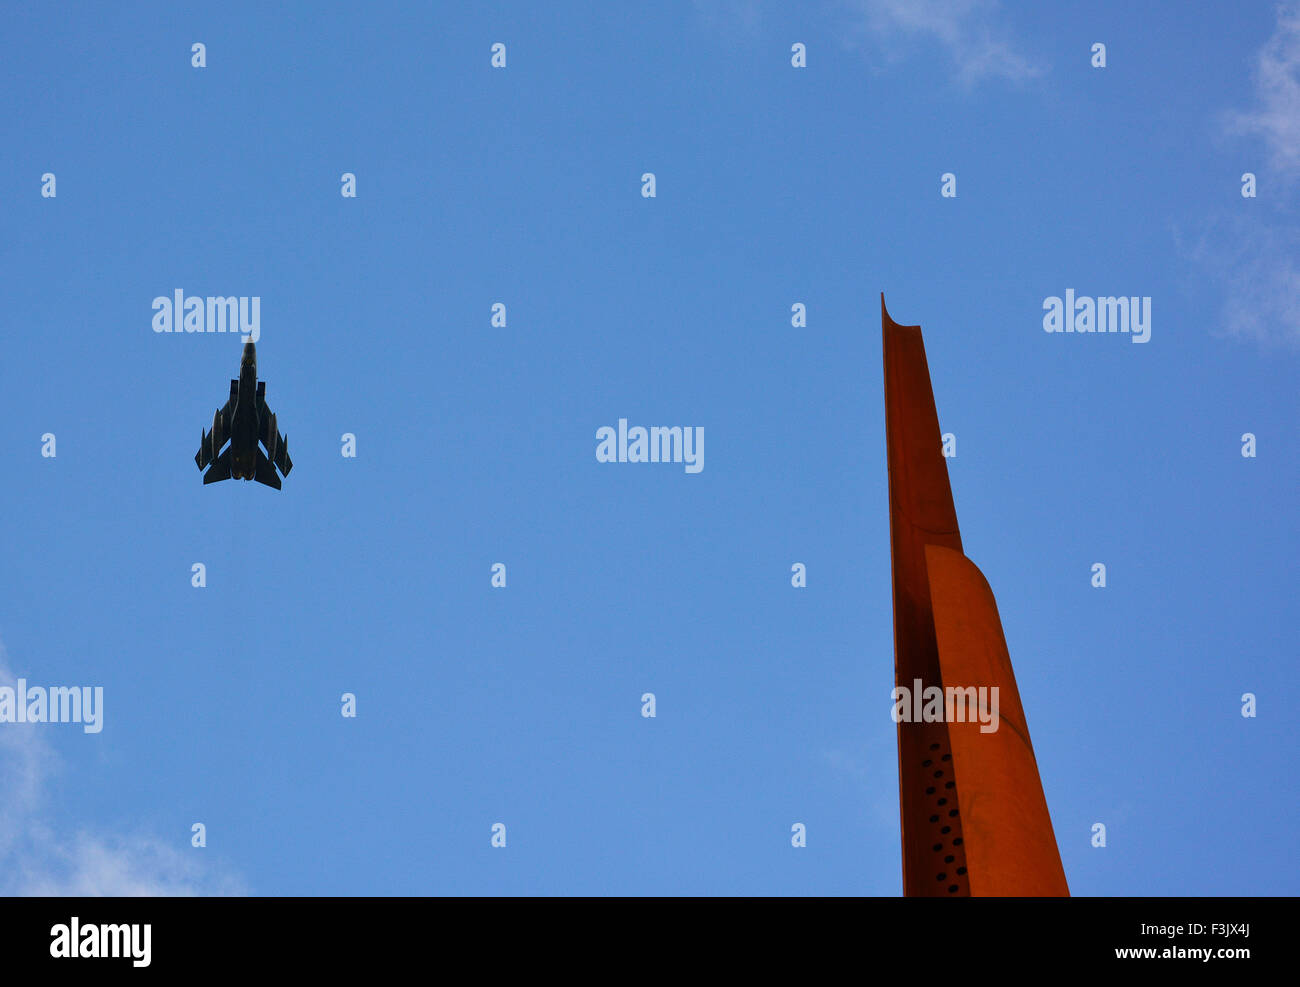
xmin=229 ymin=342 xmax=260 ymax=480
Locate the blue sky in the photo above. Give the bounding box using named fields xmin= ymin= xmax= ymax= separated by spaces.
xmin=0 ymin=0 xmax=1295 ymax=895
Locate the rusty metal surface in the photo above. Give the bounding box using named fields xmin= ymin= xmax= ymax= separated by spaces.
xmin=882 ymin=294 xmax=1067 ymax=897
xmin=925 ymin=544 xmax=1070 ymax=896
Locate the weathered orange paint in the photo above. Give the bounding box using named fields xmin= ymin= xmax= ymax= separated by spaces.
xmin=925 ymin=544 xmax=1070 ymax=895
xmin=883 ymin=295 xmax=1068 ymax=897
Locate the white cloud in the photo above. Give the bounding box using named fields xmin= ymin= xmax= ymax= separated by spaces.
xmin=0 ymin=638 xmax=243 ymax=896
xmin=1192 ymin=4 xmax=1300 ymax=346
xmin=690 ymin=0 xmax=1038 ymax=84
xmin=837 ymin=0 xmax=1040 ymax=85
xmin=1216 ymin=221 xmax=1300 ymax=345
xmin=1178 ymin=215 xmax=1300 ymax=346
xmin=11 ymin=832 xmax=242 ymax=897
xmin=1227 ymin=2 xmax=1300 ymax=178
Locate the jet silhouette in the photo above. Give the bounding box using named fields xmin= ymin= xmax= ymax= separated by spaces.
xmin=195 ymin=340 xmax=292 ymax=489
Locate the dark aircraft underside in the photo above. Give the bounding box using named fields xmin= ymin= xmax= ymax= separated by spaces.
xmin=195 ymin=345 xmax=293 ymax=490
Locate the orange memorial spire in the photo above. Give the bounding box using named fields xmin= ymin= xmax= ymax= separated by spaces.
xmin=882 ymin=294 xmax=1069 ymax=897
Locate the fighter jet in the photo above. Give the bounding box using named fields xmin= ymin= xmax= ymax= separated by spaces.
xmin=195 ymin=340 xmax=293 ymax=489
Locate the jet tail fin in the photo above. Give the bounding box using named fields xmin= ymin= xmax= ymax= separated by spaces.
xmin=253 ymin=448 xmax=282 ymax=490
xmin=203 ymin=447 xmax=232 ymax=484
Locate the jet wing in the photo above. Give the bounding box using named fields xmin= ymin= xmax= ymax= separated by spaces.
xmin=258 ymin=398 xmax=293 ymax=477
xmin=195 ymin=392 xmax=234 ymax=470
xmin=253 ymin=448 xmax=282 ymax=490
xmin=203 ymin=447 xmax=232 ymax=484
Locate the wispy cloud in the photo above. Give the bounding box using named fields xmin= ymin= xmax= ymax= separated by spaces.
xmin=689 ymin=0 xmax=1038 ymax=84
xmin=1178 ymin=214 xmax=1300 ymax=346
xmin=837 ymin=0 xmax=1041 ymax=86
xmin=1190 ymin=3 xmax=1300 ymax=346
xmin=0 ymin=638 xmax=243 ymax=896
xmin=1226 ymin=2 xmax=1300 ymax=178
